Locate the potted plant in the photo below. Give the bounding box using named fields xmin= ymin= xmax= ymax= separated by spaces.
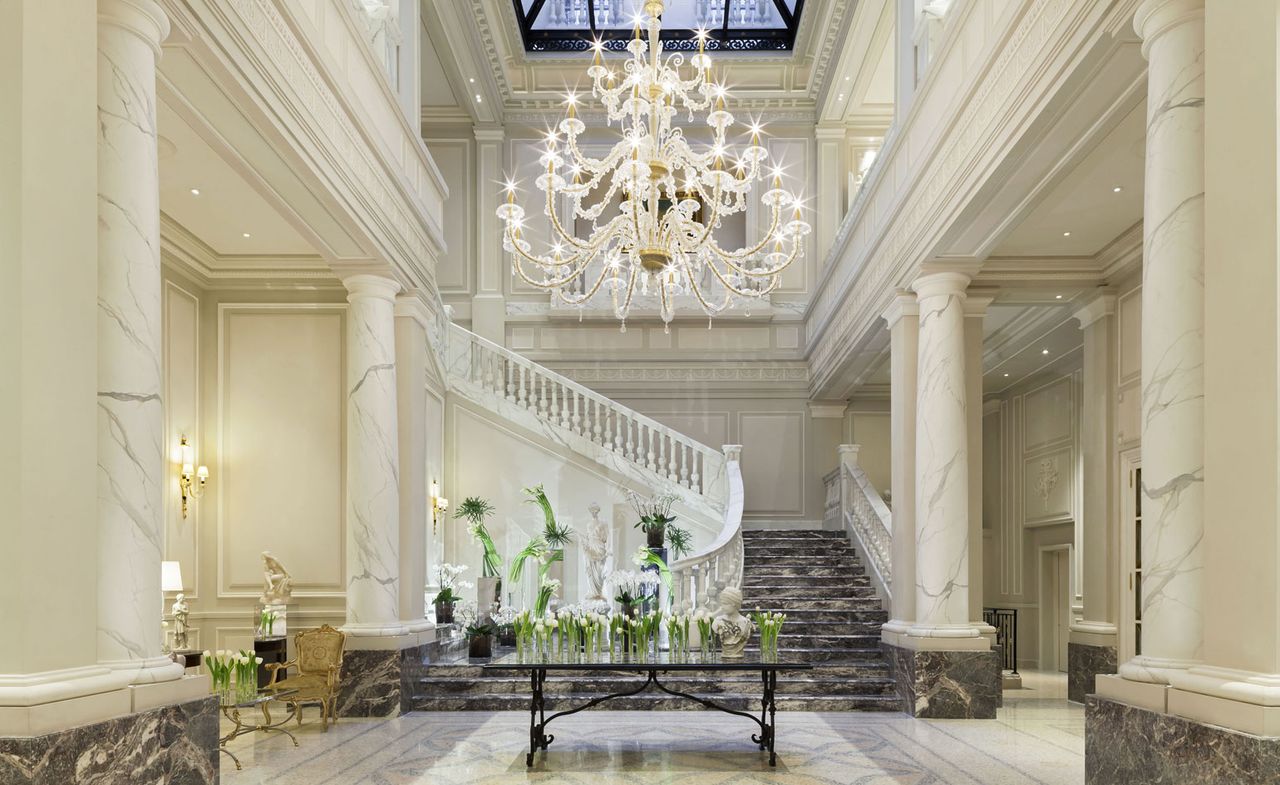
xmin=627 ymin=490 xmax=678 ymax=549
xmin=466 ymin=622 xmax=495 ymax=659
xmin=457 ymin=498 xmax=501 ymax=616
xmin=524 ymin=484 xmax=573 ymax=566
xmin=431 ymin=563 xmax=471 ymax=625
xmin=666 ymin=524 xmax=693 ymax=559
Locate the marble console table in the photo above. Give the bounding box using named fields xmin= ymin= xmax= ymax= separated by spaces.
xmin=485 ymin=652 xmax=812 ymax=767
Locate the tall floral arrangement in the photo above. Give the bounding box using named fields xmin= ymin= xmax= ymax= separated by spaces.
xmin=455 ymin=497 xmax=501 ymax=577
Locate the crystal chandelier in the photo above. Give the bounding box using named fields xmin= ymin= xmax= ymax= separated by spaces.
xmin=497 ymin=0 xmax=810 ymax=330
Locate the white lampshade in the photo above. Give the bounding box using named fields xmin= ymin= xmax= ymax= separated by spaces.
xmin=161 ymin=561 xmax=184 ymax=592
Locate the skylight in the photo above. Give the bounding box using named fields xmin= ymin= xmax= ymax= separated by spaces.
xmin=513 ymin=0 xmax=804 ymax=53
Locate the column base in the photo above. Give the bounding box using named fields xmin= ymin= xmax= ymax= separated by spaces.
xmin=337 ymin=628 xmax=437 ymax=718
xmin=1086 ymin=693 xmax=1280 ymax=785
xmin=0 ymin=695 xmax=218 ymax=784
xmin=1069 ymin=642 xmax=1118 ymax=704
xmin=882 ymin=641 xmax=1001 ymax=718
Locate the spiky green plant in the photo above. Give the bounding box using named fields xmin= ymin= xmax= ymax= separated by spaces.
xmin=508 ymin=536 xmax=547 ymax=583
xmin=523 ymin=484 xmax=573 ymax=547
xmin=665 ymin=524 xmax=693 ymax=559
xmin=455 ymin=497 xmax=501 ymax=577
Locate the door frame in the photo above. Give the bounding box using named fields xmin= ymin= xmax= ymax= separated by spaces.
xmin=1118 ymin=448 xmax=1142 ymax=664
xmin=1038 ymin=543 xmax=1073 ymax=672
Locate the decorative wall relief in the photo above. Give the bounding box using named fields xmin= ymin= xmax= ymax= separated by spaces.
xmin=1035 ymin=457 xmax=1060 ymax=509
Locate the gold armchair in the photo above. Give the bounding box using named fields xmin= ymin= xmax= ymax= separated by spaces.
xmin=265 ymin=624 xmax=346 ymax=731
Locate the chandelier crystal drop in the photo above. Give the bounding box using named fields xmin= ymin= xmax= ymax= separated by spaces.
xmin=496 ymin=0 xmax=810 ymax=329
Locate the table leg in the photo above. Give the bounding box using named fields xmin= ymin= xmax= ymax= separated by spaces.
xmin=765 ymin=670 xmax=777 ymax=766
xmin=527 ymin=668 xmax=541 ymax=766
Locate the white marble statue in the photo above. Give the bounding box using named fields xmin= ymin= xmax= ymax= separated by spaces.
xmin=583 ymin=502 xmax=611 ymax=601
xmin=711 ymin=586 xmax=754 ymax=658
xmin=259 ymin=551 xmax=293 ymax=605
xmin=170 ymin=593 xmax=190 ymax=651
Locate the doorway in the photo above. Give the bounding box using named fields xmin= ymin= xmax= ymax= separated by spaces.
xmin=1039 ymin=546 xmax=1072 ymax=672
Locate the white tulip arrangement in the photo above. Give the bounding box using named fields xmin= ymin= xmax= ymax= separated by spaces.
xmin=752 ymin=610 xmax=786 ymax=657
xmin=203 ymin=649 xmax=264 ymax=700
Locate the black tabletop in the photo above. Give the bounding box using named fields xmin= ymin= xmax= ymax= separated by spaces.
xmin=483 ymin=651 xmax=812 ymax=671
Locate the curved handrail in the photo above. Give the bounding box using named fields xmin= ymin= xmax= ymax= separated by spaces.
xmin=841 ymin=461 xmax=892 ymax=600
xmin=446 ymin=322 xmax=726 ymax=504
xmin=669 ymin=445 xmax=744 ymax=613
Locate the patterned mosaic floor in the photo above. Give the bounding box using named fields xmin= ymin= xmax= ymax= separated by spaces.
xmin=223 ymin=671 xmax=1084 ymax=784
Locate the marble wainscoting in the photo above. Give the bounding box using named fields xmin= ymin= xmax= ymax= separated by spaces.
xmin=336 ymin=642 xmax=431 ymax=718
xmin=883 ymin=643 xmax=1000 ymax=719
xmin=1068 ymin=642 xmax=1117 ymax=704
xmin=0 ymin=696 xmax=218 ymax=785
xmin=1086 ymin=695 xmax=1280 ymax=785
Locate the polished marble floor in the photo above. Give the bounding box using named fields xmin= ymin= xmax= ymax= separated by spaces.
xmin=223 ymin=671 xmax=1083 ymax=784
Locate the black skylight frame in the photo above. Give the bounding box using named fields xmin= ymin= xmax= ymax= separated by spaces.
xmin=512 ymin=0 xmax=805 ymax=53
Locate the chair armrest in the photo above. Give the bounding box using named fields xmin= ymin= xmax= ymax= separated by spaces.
xmin=325 ymin=664 xmax=342 ymax=688
xmin=264 ymin=659 xmax=296 ymax=689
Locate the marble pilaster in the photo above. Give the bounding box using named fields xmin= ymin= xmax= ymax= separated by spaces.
xmin=394 ymin=293 xmax=432 ymax=633
xmin=909 ymin=271 xmax=978 ymax=640
xmin=963 ymin=293 xmax=995 ymax=638
xmin=95 ymin=0 xmax=182 ymax=684
xmin=880 ymin=291 xmax=918 ymax=641
xmin=343 ymin=274 xmax=406 ymax=636
xmin=472 ymin=127 xmax=506 ymax=343
xmin=1119 ymin=0 xmax=1206 ymax=687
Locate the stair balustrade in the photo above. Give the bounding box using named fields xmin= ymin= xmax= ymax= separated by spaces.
xmin=827 ymin=445 xmax=893 ymax=603
xmin=670 ymin=445 xmax=744 ymax=615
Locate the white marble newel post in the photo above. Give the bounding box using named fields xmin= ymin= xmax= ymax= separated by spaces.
xmin=909 ymin=271 xmax=979 ymax=640
xmin=96 ymin=0 xmax=181 ymax=682
xmin=881 ymin=292 xmax=918 ymax=641
xmin=344 ymin=274 xmax=407 ymax=636
xmin=1121 ymin=0 xmax=1205 ymax=684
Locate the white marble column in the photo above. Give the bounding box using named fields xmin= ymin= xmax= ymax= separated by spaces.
xmin=881 ymin=292 xmax=918 ymax=641
xmin=1072 ymin=293 xmax=1119 ymax=642
xmin=909 ymin=271 xmax=980 ymax=641
xmin=472 ymin=126 xmax=506 ymax=344
xmin=95 ymin=0 xmax=181 ymax=683
xmin=344 ymin=274 xmax=407 ymax=636
xmin=963 ymin=294 xmax=993 ymax=634
xmin=394 ymin=293 xmax=432 ymax=633
xmin=1120 ymin=0 xmax=1205 ymax=685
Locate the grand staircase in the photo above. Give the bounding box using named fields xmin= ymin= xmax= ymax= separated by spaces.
xmin=411 ymin=529 xmax=897 ymax=712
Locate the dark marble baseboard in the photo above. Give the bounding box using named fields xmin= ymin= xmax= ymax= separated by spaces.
xmin=0 ymin=696 xmax=218 ymax=785
xmin=1068 ymin=642 xmax=1116 ymax=704
xmin=1086 ymin=695 xmax=1280 ymax=785
xmin=882 ymin=642 xmax=1000 ymax=719
xmin=337 ymin=642 xmax=430 ymax=718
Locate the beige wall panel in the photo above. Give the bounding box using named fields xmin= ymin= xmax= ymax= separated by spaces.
xmin=738 ymin=412 xmax=805 ymax=515
xmin=164 ymin=282 xmax=201 ymax=596
xmin=1118 ymin=287 xmax=1142 ymax=383
xmin=675 ymin=326 xmax=772 ymax=351
xmin=220 ymin=309 xmax=346 ymax=596
xmin=1022 ymin=377 xmax=1073 ymax=450
xmin=540 ymin=326 xmax=645 ymax=351
xmin=424 ymin=139 xmax=472 ymax=294
xmin=848 ymin=411 xmax=891 ymax=495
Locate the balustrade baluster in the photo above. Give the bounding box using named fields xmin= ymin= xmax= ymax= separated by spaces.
xmin=691 ymin=452 xmax=701 ymax=495
xmin=558 ymin=383 xmax=570 ymax=428
xmin=665 ymin=436 xmax=676 ymax=480
xmin=624 ymin=417 xmax=634 ymax=461
xmin=591 ymin=399 xmax=603 ymax=444
xmin=679 ymin=444 xmax=689 ymax=487
xmin=645 ymin=427 xmax=655 ymax=472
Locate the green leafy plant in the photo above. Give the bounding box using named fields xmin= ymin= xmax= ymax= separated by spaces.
xmin=456 ymin=497 xmax=501 ymax=577
xmin=626 ymin=490 xmax=678 ymax=536
xmin=524 ymin=484 xmax=573 ymax=547
xmin=464 ymin=622 xmax=495 ymax=639
xmin=632 ymin=546 xmax=673 ymax=598
xmin=509 ymin=536 xmax=547 ymax=583
xmin=665 ymin=524 xmax=693 ymax=559
xmin=431 ymin=586 xmax=462 ymax=606
xmin=534 ymin=576 xmax=561 ymax=617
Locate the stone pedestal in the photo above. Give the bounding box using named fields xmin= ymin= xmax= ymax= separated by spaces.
xmin=1086 ymin=695 xmax=1280 ymax=785
xmin=882 ymin=642 xmax=1000 ymax=719
xmin=1070 ymin=642 xmax=1119 ymax=704
xmin=336 ymin=636 xmax=434 ymax=718
xmin=0 ymin=696 xmax=218 ymax=784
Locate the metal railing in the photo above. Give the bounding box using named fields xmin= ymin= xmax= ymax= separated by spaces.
xmin=982 ymin=607 xmax=1019 ymax=674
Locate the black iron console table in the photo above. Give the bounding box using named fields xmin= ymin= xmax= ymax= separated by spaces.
xmin=484 ymin=652 xmax=812 ymax=767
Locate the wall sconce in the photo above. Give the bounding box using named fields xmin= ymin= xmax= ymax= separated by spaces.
xmin=178 ymin=436 xmax=209 ymax=519
xmin=430 ymin=480 xmax=449 ymax=534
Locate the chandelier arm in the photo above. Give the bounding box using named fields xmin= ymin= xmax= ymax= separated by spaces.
xmin=511 ymin=248 xmax=593 ymax=289
xmin=707 ymin=207 xmax=784 ymax=260
xmin=506 ymin=226 xmax=599 ymax=269
xmin=703 ymin=253 xmax=778 ymax=299
xmin=555 ymin=262 xmax=613 ymax=306
xmin=717 ymin=238 xmax=804 ymax=277
xmin=685 ymin=264 xmax=735 ymax=315
xmin=542 ymin=179 xmax=594 ymax=252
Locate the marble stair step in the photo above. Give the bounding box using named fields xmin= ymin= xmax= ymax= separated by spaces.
xmin=743 ymin=557 xmax=863 ymax=569
xmin=744 ymin=598 xmax=885 ymax=612
xmin=744 ymin=545 xmax=857 ymax=557
xmin=742 ymin=575 xmax=871 ymax=588
xmin=412 ymin=692 xmax=901 ymax=713
xmin=768 ymin=621 xmax=884 ymax=636
xmin=751 ymin=608 xmax=889 ymax=624
xmin=743 ymin=565 xmax=866 ymax=579
xmin=774 ymin=633 xmax=882 ymax=649
xmin=742 ymin=530 xmax=848 ymax=540
xmin=745 ymin=586 xmax=880 ymax=600
xmin=417 ymin=660 xmax=891 ymax=681
xmin=417 ymin=674 xmax=896 ymax=697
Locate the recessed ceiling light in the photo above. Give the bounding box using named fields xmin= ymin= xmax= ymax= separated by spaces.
xmin=475 ymin=94 xmax=482 ymax=102
xmin=189 ymin=188 xmax=200 ymax=196
xmin=1112 ymin=186 xmax=1122 ymax=193
xmin=242 ymin=232 xmax=251 ymax=238
xmin=844 ymin=76 xmax=850 ymax=81
xmin=1003 ymin=373 xmax=1010 ymax=377
xmin=1055 ymin=294 xmax=1063 ymax=300
xmin=469 ymin=77 xmax=476 ymax=83
xmin=1062 ymin=231 xmax=1071 ymax=237
xmin=1041 ymin=348 xmax=1050 ymax=355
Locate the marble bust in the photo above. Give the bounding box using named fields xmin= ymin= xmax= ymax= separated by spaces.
xmin=711 ymin=586 xmax=754 ymax=658
xmin=583 ymin=502 xmax=611 ymax=601
xmin=259 ymin=551 xmax=293 ymax=606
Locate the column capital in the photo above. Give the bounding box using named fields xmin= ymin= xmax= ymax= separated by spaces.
xmin=808 ymin=400 xmax=849 ymax=419
xmin=343 ymin=273 xmax=401 ymax=302
xmin=815 ymin=124 xmax=848 ymax=141
xmin=912 ymin=270 xmax=971 ymax=301
xmin=882 ymin=289 xmax=919 ymax=327
xmin=473 ymin=125 xmax=506 ymax=143
xmin=1134 ymin=0 xmax=1204 ymax=57
xmin=98 ymin=0 xmax=170 ymax=57
xmin=393 ymin=291 xmax=434 ymax=331
xmin=1073 ymin=291 xmax=1118 ymax=329
xmin=963 ymin=289 xmax=996 ymax=317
